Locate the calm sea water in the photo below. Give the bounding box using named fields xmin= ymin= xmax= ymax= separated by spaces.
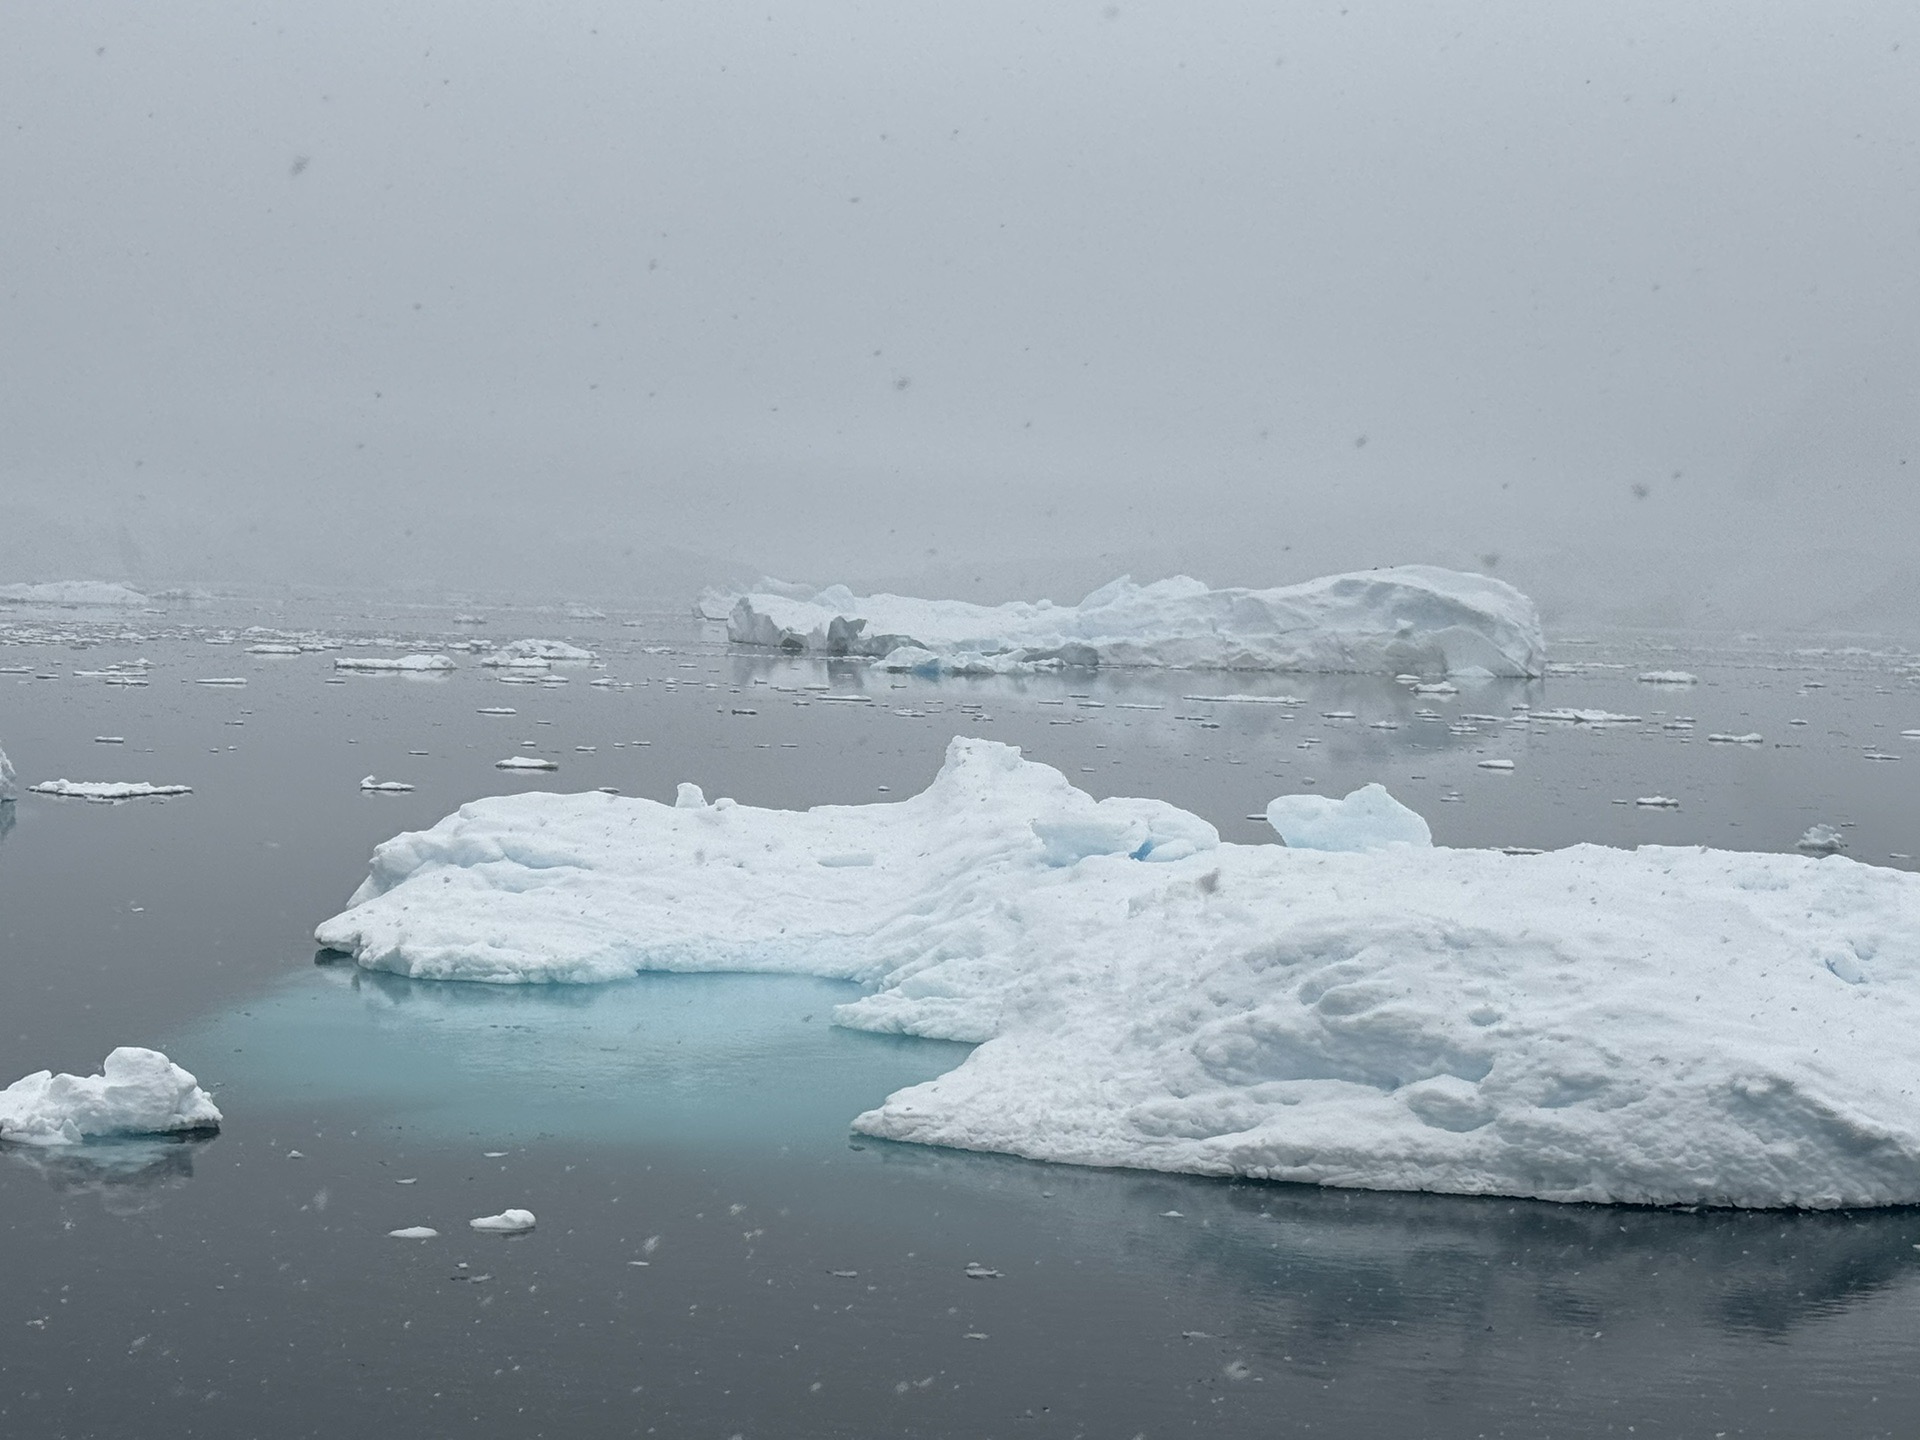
xmin=2 ymin=595 xmax=1918 ymax=1438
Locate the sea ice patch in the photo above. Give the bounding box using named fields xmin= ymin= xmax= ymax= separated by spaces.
xmin=1266 ymin=783 xmax=1431 ymax=852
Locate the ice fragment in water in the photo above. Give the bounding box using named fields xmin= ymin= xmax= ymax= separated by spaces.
xmin=1266 ymin=783 xmax=1431 ymax=852
xmin=0 ymin=1048 xmax=221 ymax=1145
xmin=470 ymin=1209 xmax=536 ymax=1233
xmin=494 ymin=757 xmax=558 ymax=771
xmin=388 ymin=1226 xmax=438 ymax=1239
xmin=1798 ymin=824 xmax=1846 ymax=854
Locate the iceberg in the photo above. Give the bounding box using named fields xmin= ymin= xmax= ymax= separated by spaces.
xmin=314 ymin=739 xmax=1920 ymax=1209
xmin=0 ymin=1048 xmax=222 ymax=1146
xmin=470 ymin=1208 xmax=537 ymax=1233
xmin=0 ymin=581 xmax=151 ymax=607
xmin=726 ymin=567 xmax=1544 ymax=677
xmin=0 ymin=739 xmax=14 ymax=802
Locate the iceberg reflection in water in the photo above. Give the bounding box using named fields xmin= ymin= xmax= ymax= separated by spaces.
xmin=2 ymin=1133 xmax=215 ymax=1212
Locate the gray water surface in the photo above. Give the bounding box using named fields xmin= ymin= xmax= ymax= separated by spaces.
xmin=3 ymin=595 xmax=1919 ymax=1438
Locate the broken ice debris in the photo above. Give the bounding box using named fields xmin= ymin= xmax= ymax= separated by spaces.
xmin=494 ymin=757 xmax=559 ymax=771
xmin=1636 ymin=671 xmax=1698 ymax=685
xmin=1707 ymin=733 xmax=1763 ymax=745
xmin=469 ymin=1209 xmax=536 ymax=1233
xmin=360 ymin=777 xmax=416 ymax=793
xmin=0 ymin=1048 xmax=221 ymax=1145
xmin=1635 ymin=795 xmax=1681 ymax=808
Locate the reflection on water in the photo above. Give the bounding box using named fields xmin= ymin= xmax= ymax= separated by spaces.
xmin=0 ymin=798 xmax=14 ymax=849
xmin=2 ymin=1133 xmax=215 ymax=1213
xmin=183 ymin=961 xmax=971 ymax=1151
xmin=856 ymin=1134 xmax=1920 ymax=1424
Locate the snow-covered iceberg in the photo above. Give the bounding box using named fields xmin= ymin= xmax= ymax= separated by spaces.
xmin=0 ymin=1048 xmax=222 ymax=1146
xmin=725 ymin=567 xmax=1545 ymax=677
xmin=29 ymin=780 xmax=192 ymax=801
xmin=314 ymin=739 xmax=1920 ymax=1208
xmin=0 ymin=580 xmax=151 ymax=607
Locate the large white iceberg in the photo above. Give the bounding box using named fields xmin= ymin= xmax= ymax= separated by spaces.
xmin=725 ymin=567 xmax=1545 ymax=677
xmin=0 ymin=1048 xmax=222 ymax=1146
xmin=314 ymin=739 xmax=1920 ymax=1209
xmin=0 ymin=580 xmax=151 ymax=607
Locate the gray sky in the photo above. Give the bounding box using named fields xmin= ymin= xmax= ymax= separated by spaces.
xmin=3 ymin=2 xmax=1916 ymax=626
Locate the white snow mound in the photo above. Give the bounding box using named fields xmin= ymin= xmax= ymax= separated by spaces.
xmin=727 ymin=567 xmax=1544 ymax=677
xmin=1267 ymin=783 xmax=1432 ymax=851
xmin=0 ymin=1048 xmax=222 ymax=1146
xmin=314 ymin=738 xmax=1920 ymax=1208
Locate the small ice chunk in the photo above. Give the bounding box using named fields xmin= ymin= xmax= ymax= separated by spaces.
xmin=195 ymin=677 xmax=247 ymax=686
xmin=963 ymin=1262 xmax=1002 ymax=1279
xmin=0 ymin=1047 xmax=222 ymax=1145
xmin=360 ymin=777 xmax=416 ymax=793
xmin=495 ymin=757 xmax=558 ymax=771
xmin=1636 ymin=795 xmax=1681 ymax=808
xmin=1477 ymin=759 xmax=1516 ymax=771
xmin=469 ymin=1209 xmax=536 ymax=1233
xmin=1267 ymin=783 xmax=1432 ymax=852
xmin=1707 ymin=733 xmax=1763 ymax=745
xmin=1636 ymin=671 xmax=1698 ymax=685
xmin=388 ymin=1226 xmax=438 ymax=1239
xmin=675 ymin=782 xmax=707 ymax=808
xmin=1798 ymin=824 xmax=1846 ymax=854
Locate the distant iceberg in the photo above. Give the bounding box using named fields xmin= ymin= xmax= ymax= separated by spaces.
xmin=0 ymin=580 xmax=151 ymax=607
xmin=1 ymin=1048 xmax=222 ymax=1146
xmin=317 ymin=737 xmax=1920 ymax=1209
xmin=725 ymin=567 xmax=1545 ymax=677
xmin=30 ymin=780 xmax=192 ymax=801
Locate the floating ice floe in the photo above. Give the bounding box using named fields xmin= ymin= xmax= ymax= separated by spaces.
xmin=334 ymin=654 xmax=457 ymax=673
xmin=1636 ymin=671 xmax=1699 ymax=685
xmin=317 ymin=737 xmax=1920 ymax=1208
xmin=247 ymin=642 xmax=305 ymax=656
xmin=470 ymin=1209 xmax=536 ymax=1233
xmin=0 ymin=581 xmax=151 ymax=607
xmin=195 ymin=677 xmax=247 ymax=687
xmin=1707 ymin=733 xmax=1764 ymax=745
xmin=1530 ymin=709 xmax=1641 ymax=725
xmin=360 ymin=777 xmax=416 ymax=793
xmin=30 ymin=780 xmax=192 ymax=801
xmin=1267 ymin=784 xmax=1431 ymax=852
xmin=389 ymin=1226 xmax=438 ymax=1239
xmin=0 ymin=1048 xmax=222 ymax=1145
xmin=1635 ymin=795 xmax=1681 ymax=808
xmin=479 ymin=640 xmax=596 ymax=667
xmin=494 ymin=757 xmax=558 ymax=771
xmin=726 ymin=567 xmax=1544 ymax=677
xmin=0 ymin=740 xmax=13 ymax=802
xmin=1798 ymin=824 xmax=1847 ymax=854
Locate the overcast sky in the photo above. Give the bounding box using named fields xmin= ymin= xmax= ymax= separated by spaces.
xmin=3 ymin=2 xmax=1915 ymax=622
